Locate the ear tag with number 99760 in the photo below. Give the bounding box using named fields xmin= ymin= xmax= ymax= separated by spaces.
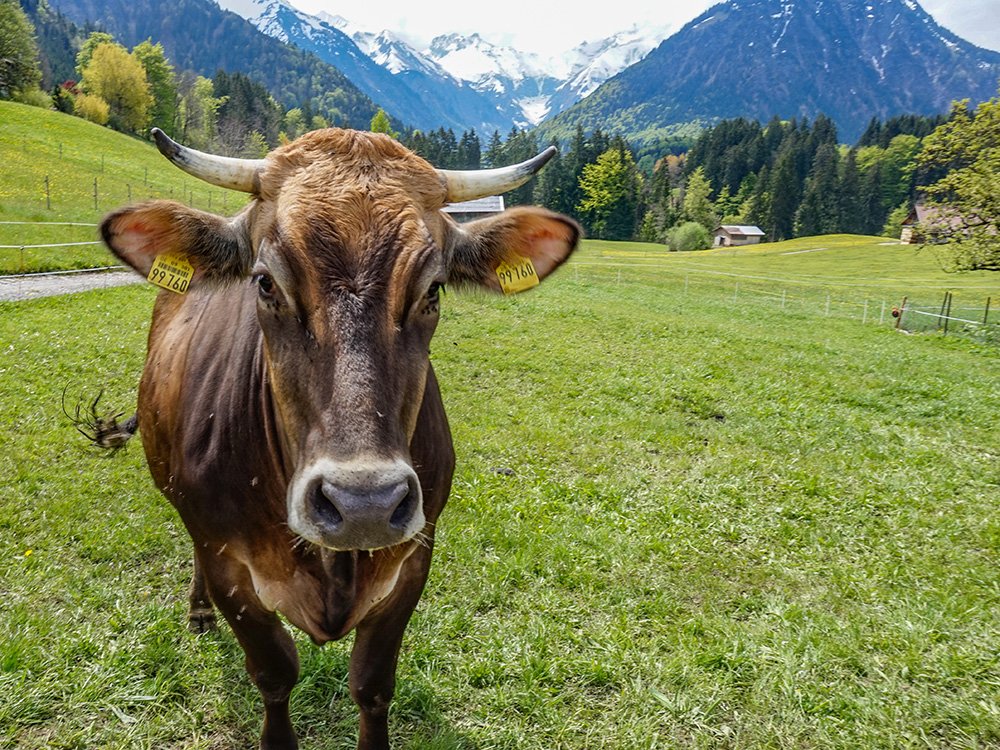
xmin=495 ymin=254 xmax=539 ymax=295
xmin=147 ymin=253 xmax=194 ymax=294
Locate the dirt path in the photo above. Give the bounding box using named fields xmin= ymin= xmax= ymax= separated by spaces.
xmin=0 ymin=270 xmax=142 ymax=302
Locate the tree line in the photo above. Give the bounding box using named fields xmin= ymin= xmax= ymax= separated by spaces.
xmin=4 ymin=0 xmax=995 ymax=266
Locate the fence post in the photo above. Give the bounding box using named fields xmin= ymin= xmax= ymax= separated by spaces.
xmin=93 ymin=178 xmax=98 ymax=211
xmin=895 ymin=296 xmax=907 ymax=329
xmin=943 ymin=292 xmax=953 ymax=335
xmin=938 ymin=291 xmax=949 ymax=331
xmin=45 ymin=176 xmax=50 ymax=211
xmin=984 ymin=297 xmax=991 ymax=325
xmin=863 ymin=299 xmax=868 ymax=324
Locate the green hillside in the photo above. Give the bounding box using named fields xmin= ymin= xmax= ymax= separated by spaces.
xmin=5 ymin=101 xmax=1000 ymax=323
xmin=0 ymin=101 xmax=250 ymax=273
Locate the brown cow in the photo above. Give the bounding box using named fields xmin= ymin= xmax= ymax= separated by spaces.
xmin=96 ymin=127 xmax=579 ymax=750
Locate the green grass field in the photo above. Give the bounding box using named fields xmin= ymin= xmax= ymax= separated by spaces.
xmin=0 ymin=101 xmax=249 ymax=273
xmin=2 ymin=247 xmax=999 ymax=748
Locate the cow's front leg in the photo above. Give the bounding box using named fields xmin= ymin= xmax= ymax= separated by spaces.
xmin=349 ymin=545 xmax=433 ymax=750
xmin=201 ymin=552 xmax=301 ymax=750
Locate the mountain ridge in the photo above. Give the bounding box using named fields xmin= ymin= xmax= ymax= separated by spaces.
xmin=219 ymin=0 xmax=669 ymax=133
xmin=538 ymin=0 xmax=1000 ymax=145
xmin=47 ymin=0 xmax=384 ymax=128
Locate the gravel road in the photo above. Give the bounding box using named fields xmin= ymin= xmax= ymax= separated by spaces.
xmin=0 ymin=269 xmax=142 ymax=302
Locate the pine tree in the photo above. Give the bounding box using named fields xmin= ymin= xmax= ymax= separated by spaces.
xmin=457 ymin=129 xmax=480 ymax=169
xmin=794 ymin=143 xmax=840 ymax=237
xmin=483 ymin=130 xmax=503 ymax=168
xmin=837 ymin=148 xmax=862 ymax=233
xmin=768 ymin=151 xmax=800 ymax=241
xmin=859 ymin=161 xmax=885 ymax=235
xmin=369 ymin=108 xmax=398 ymax=138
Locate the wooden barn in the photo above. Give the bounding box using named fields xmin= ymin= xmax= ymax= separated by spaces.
xmin=899 ymin=203 xmax=962 ymax=244
xmin=713 ymin=225 xmax=765 ymax=247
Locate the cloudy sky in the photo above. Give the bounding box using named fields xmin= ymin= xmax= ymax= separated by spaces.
xmin=291 ymin=0 xmax=1000 ymax=56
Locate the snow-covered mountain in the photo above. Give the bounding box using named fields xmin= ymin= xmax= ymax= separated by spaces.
xmin=541 ymin=0 xmax=1000 ymax=146
xmin=213 ymin=0 xmax=668 ymax=133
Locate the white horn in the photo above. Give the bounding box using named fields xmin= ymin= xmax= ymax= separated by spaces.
xmin=439 ymin=146 xmax=557 ymax=204
xmin=151 ymin=128 xmax=264 ymax=194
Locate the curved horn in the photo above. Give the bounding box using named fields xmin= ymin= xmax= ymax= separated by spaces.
xmin=439 ymin=146 xmax=557 ymax=204
xmin=151 ymin=128 xmax=264 ymax=194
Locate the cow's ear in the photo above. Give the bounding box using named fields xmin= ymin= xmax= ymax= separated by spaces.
xmin=100 ymin=201 xmax=254 ymax=285
xmin=447 ymin=206 xmax=581 ymax=293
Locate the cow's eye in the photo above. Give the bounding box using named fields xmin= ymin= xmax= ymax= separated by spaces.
xmin=427 ymin=282 xmax=444 ymax=302
xmin=255 ymin=273 xmax=275 ymax=299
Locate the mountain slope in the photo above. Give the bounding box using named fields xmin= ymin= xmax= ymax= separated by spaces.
xmin=541 ymin=0 xmax=1000 ymax=145
xmin=48 ymin=0 xmax=382 ymax=128
xmin=223 ymin=0 xmax=669 ymax=133
xmin=215 ymin=0 xmax=507 ymax=133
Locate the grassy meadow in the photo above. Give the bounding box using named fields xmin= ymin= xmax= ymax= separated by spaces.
xmin=0 ymin=102 xmax=250 ymax=273
xmin=2 ymin=238 xmax=1000 ymax=748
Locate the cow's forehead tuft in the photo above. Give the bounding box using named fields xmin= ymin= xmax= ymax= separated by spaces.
xmin=258 ymin=128 xmax=445 ymax=209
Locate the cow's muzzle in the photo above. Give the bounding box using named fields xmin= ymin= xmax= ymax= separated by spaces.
xmin=287 ymin=458 xmax=424 ymax=550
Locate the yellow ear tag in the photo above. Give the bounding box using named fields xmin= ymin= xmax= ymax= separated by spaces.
xmin=147 ymin=253 xmax=193 ymax=294
xmin=495 ymin=254 xmax=539 ymax=295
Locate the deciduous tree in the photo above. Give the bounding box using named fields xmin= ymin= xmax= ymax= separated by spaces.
xmin=578 ymin=146 xmax=643 ymax=240
xmin=0 ymin=0 xmax=42 ymax=99
xmin=132 ymin=39 xmax=176 ymax=135
xmin=682 ymin=166 xmax=715 ymax=231
xmin=916 ymin=95 xmax=1000 ymax=270
xmin=80 ymin=41 xmax=152 ymax=133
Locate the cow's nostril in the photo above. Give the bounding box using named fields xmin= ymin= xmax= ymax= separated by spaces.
xmin=311 ymin=482 xmax=344 ymax=528
xmin=389 ymin=486 xmax=417 ymax=528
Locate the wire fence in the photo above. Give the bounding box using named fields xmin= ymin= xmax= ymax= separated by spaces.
xmin=6 ymin=135 xmax=251 ymax=218
xmin=570 ymin=258 xmax=1000 ymax=345
xmin=4 ymin=225 xmax=1000 ymax=349
xmin=895 ymin=292 xmax=1000 ymax=344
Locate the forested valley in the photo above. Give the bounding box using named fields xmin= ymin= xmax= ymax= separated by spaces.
xmin=1 ymin=0 xmax=990 ymax=253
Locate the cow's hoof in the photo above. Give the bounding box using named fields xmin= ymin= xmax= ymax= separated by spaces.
xmin=188 ymin=609 xmax=218 ymax=633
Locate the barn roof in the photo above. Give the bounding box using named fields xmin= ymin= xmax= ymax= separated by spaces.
xmin=715 ymin=225 xmax=765 ymax=236
xmin=442 ymin=195 xmax=505 ymax=214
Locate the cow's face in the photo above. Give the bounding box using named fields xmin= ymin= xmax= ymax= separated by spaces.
xmin=101 ymin=128 xmax=579 ymax=551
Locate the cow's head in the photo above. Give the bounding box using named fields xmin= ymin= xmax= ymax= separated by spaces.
xmin=101 ymin=128 xmax=579 ymax=552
